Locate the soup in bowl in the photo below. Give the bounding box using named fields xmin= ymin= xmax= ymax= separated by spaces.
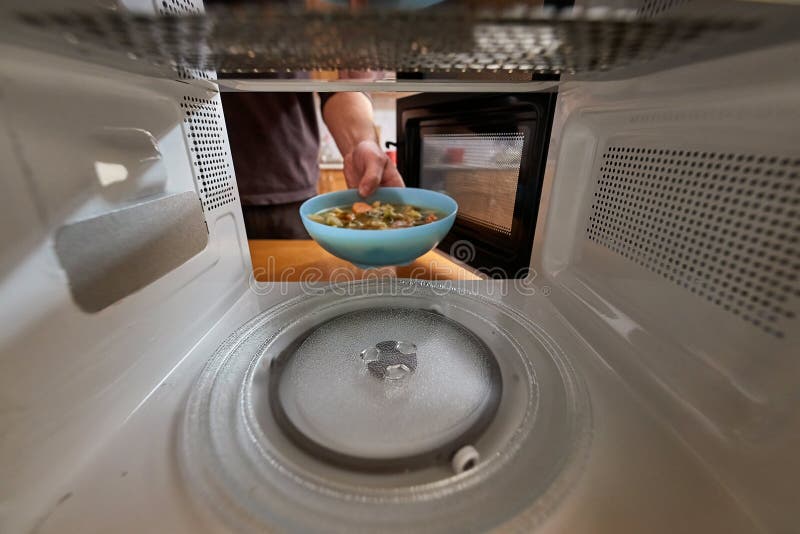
xmin=299 ymin=187 xmax=458 ymax=269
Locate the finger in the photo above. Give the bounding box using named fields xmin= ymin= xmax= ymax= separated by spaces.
xmin=380 ymin=161 xmax=405 ymax=188
xmin=358 ymin=156 xmax=386 ymax=197
xmin=343 ymin=153 xmax=360 ymax=189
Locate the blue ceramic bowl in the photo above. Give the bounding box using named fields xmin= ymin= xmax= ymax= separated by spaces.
xmin=300 ymin=187 xmax=458 ymax=269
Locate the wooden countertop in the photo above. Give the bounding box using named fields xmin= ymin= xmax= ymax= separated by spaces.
xmin=249 ymin=239 xmax=481 ymax=282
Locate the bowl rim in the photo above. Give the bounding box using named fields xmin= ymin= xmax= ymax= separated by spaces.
xmin=300 ymin=187 xmax=458 ymax=234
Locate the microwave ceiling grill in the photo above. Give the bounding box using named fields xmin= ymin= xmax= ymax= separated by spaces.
xmin=157 ymin=0 xmax=215 ymax=81
xmin=181 ymin=96 xmax=236 ymax=212
xmin=587 ymin=146 xmax=800 ymax=338
xmin=639 ymin=0 xmax=690 ymax=18
xmin=9 ymin=6 xmax=758 ymax=78
xmin=158 ymin=0 xmax=201 ymax=17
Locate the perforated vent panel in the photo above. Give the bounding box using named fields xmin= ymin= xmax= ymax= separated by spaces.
xmin=181 ymin=96 xmax=236 ymax=212
xmin=156 ymin=0 xmax=216 ymax=81
xmin=587 ymin=146 xmax=800 ymax=338
xmin=157 ymin=0 xmax=201 ymax=16
xmin=14 ymin=7 xmax=758 ymax=78
xmin=175 ymin=66 xmax=215 ymax=81
xmin=638 ymin=0 xmax=690 ymax=17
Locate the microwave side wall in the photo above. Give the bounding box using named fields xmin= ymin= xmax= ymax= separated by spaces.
xmin=530 ymin=38 xmax=800 ymax=532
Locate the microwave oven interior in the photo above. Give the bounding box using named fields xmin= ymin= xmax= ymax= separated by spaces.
xmin=0 ymin=1 xmax=799 ymax=533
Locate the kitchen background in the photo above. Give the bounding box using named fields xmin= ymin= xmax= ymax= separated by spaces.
xmin=247 ymin=91 xmax=478 ymax=283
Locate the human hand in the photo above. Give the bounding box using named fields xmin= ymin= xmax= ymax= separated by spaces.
xmin=343 ymin=140 xmax=405 ymax=197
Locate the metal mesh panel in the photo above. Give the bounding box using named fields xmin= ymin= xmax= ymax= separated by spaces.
xmin=157 ymin=0 xmax=201 ymax=16
xmin=586 ymin=146 xmax=800 ymax=338
xmin=155 ymin=0 xmax=216 ymax=81
xmin=9 ymin=5 xmax=758 ymax=78
xmin=638 ymin=0 xmax=690 ymax=18
xmin=181 ymin=95 xmax=236 ymax=212
xmin=421 ymin=133 xmax=524 ymax=235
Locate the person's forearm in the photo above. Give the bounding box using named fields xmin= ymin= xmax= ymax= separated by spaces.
xmin=321 ymin=92 xmax=377 ymax=157
xmin=321 ymin=92 xmax=404 ymax=196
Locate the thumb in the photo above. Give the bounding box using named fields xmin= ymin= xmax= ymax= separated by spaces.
xmin=380 ymin=161 xmax=405 ymax=188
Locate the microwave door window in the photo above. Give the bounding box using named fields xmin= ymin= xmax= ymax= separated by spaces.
xmin=420 ymin=132 xmax=525 ymax=237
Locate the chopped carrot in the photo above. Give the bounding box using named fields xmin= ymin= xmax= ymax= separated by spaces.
xmin=425 ymin=213 xmax=438 ymax=223
xmin=352 ymin=202 xmax=372 ymax=214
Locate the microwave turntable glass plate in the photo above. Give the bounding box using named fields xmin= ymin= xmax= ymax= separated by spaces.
xmin=271 ymin=308 xmax=502 ymax=472
xmin=181 ymin=280 xmax=590 ymax=533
